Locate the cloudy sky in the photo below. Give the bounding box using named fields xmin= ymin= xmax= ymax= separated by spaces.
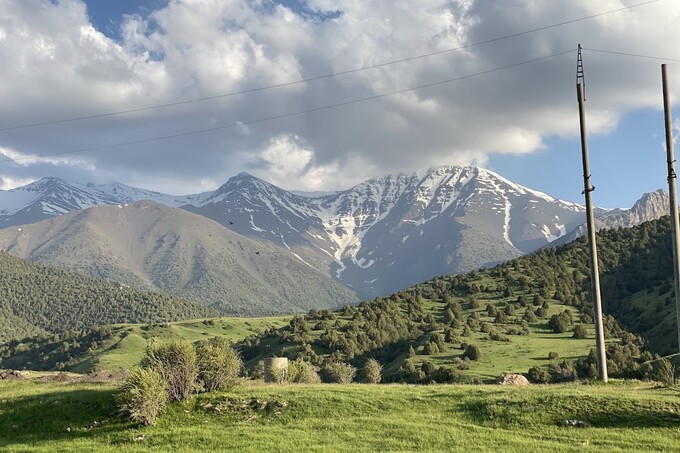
xmin=0 ymin=0 xmax=679 ymax=207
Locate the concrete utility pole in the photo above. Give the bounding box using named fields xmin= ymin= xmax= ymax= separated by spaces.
xmin=661 ymin=64 xmax=680 ymax=353
xmin=576 ymin=45 xmax=608 ymax=382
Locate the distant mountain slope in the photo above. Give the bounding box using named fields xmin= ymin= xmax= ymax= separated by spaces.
xmin=185 ymin=167 xmax=590 ymax=296
xmin=0 ymin=250 xmax=216 ymax=342
xmin=0 ymin=167 xmax=669 ymax=300
xmin=0 ymin=200 xmax=358 ymax=315
xmin=553 ymin=189 xmax=669 ymax=246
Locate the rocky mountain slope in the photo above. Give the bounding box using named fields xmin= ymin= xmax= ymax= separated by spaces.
xmin=0 ymin=167 xmax=670 ymax=299
xmin=0 ymin=200 xmax=357 ymax=315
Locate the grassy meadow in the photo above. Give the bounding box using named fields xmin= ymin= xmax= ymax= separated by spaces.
xmin=1 ymin=379 xmax=679 ymax=452
xmin=66 ymin=316 xmax=290 ymax=373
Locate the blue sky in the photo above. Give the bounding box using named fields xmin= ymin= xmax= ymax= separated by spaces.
xmin=488 ymin=108 xmax=672 ymax=208
xmin=2 ymin=0 xmax=679 ymax=208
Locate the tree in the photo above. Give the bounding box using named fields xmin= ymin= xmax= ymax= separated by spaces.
xmin=463 ymin=343 xmax=482 ymax=361
xmin=363 ymin=358 xmax=382 ymax=384
xmin=572 ymin=324 xmax=588 ymax=339
xmin=322 ymin=362 xmax=356 ymax=384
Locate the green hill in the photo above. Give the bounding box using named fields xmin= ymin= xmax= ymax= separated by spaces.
xmin=0 ymin=316 xmax=289 ymax=372
xmin=0 ymin=251 xmax=218 ymax=342
xmin=239 ymin=216 xmax=680 ymax=382
xmin=3 ymin=216 xmax=679 ymax=380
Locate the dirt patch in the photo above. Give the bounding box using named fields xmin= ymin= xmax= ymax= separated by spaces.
xmin=0 ymin=370 xmax=28 ymax=380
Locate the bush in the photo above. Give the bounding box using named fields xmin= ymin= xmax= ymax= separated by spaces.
xmin=289 ymin=358 xmax=321 ymax=383
xmin=141 ymin=338 xmax=198 ymax=401
xmin=528 ymin=366 xmax=550 ymax=383
xmin=548 ymin=351 xmax=559 ymax=360
xmin=322 ymin=362 xmax=356 ymax=384
xmin=117 ymin=367 xmax=169 ymax=425
xmin=572 ymin=324 xmax=588 ymax=339
xmin=655 ymin=358 xmax=676 ymax=386
xmin=463 ymin=344 xmax=482 ymax=361
xmin=196 ymin=337 xmax=242 ymax=392
xmin=363 ymin=358 xmax=382 ymax=384
xmin=548 ymin=310 xmax=573 ymax=334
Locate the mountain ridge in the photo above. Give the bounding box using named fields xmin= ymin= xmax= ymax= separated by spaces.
xmin=0 ymin=166 xmax=670 ymax=299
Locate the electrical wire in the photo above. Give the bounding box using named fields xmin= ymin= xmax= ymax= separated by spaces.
xmin=583 ymin=47 xmax=680 ymax=63
xmin=0 ymin=49 xmax=574 ymax=164
xmin=0 ymin=0 xmax=665 ymax=132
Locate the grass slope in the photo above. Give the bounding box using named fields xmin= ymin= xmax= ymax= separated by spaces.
xmin=82 ymin=317 xmax=290 ymax=373
xmin=1 ymin=380 xmax=679 ymax=452
xmin=0 ymin=316 xmax=290 ymax=373
xmin=0 ymin=250 xmax=217 ymax=342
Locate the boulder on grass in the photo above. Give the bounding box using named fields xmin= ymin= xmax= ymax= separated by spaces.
xmin=497 ymin=373 xmax=529 ymax=386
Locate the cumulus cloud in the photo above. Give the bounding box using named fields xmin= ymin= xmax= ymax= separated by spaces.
xmin=0 ymin=0 xmax=679 ymax=191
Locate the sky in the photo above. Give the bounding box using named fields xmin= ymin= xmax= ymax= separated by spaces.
xmin=0 ymin=0 xmax=679 ymax=208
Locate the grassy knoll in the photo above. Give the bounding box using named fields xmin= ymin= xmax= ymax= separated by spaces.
xmin=75 ymin=316 xmax=289 ymax=373
xmin=1 ymin=379 xmax=679 ymax=452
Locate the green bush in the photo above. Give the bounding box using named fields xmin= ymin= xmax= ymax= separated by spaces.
xmin=322 ymin=362 xmax=356 ymax=384
xmin=289 ymin=358 xmax=321 ymax=383
xmin=463 ymin=344 xmax=481 ymax=361
xmin=141 ymin=338 xmax=198 ymax=401
xmin=117 ymin=367 xmax=169 ymax=425
xmin=655 ymin=358 xmax=676 ymax=386
xmin=548 ymin=310 xmax=573 ymax=334
xmin=548 ymin=351 xmax=559 ymax=360
xmin=572 ymin=324 xmax=588 ymax=339
xmin=196 ymin=337 xmax=242 ymax=392
xmin=363 ymin=358 xmax=382 ymax=384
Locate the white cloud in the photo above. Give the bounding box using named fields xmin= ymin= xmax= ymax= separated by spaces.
xmin=0 ymin=0 xmax=679 ymax=192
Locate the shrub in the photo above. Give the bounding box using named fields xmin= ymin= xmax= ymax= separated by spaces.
xmin=141 ymin=338 xmax=198 ymax=401
xmin=421 ymin=361 xmax=436 ymax=375
xmin=196 ymin=337 xmax=242 ymax=392
xmin=528 ymin=366 xmax=550 ymax=384
xmin=289 ymin=358 xmax=321 ymax=383
xmin=655 ymin=358 xmax=676 ymax=386
xmin=117 ymin=367 xmax=169 ymax=425
xmin=523 ymin=308 xmax=538 ymax=323
xmin=322 ymin=362 xmax=356 ymax=384
xmin=548 ymin=351 xmax=559 ymax=360
xmin=363 ymin=358 xmax=382 ymax=384
xmin=572 ymin=324 xmax=588 ymax=339
xmin=424 ymin=341 xmax=439 ymax=355
xmin=548 ymin=310 xmax=573 ymax=334
xmin=463 ymin=344 xmax=482 ymax=361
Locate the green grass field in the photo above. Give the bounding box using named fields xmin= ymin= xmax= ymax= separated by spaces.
xmin=71 ymin=316 xmax=290 ymax=373
xmin=1 ymin=379 xmax=679 ymax=452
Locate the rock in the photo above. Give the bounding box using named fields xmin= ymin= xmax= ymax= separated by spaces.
xmin=0 ymin=370 xmax=28 ymax=380
xmin=564 ymin=419 xmax=589 ymax=428
xmin=497 ymin=373 xmax=530 ymax=386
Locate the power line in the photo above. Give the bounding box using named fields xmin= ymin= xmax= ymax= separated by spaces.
xmin=0 ymin=0 xmax=665 ymax=132
xmin=584 ymin=47 xmax=680 ymax=62
xmin=0 ymin=49 xmax=573 ymax=164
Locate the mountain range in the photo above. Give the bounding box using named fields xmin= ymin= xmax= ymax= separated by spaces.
xmin=0 ymin=166 xmax=670 ymax=313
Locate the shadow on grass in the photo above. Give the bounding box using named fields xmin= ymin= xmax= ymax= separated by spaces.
xmin=457 ymin=394 xmax=680 ymax=429
xmin=0 ymin=384 xmax=132 ymax=448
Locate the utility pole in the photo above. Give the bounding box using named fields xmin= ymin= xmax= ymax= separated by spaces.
xmin=661 ymin=64 xmax=680 ymax=352
xmin=576 ymin=44 xmax=608 ymax=382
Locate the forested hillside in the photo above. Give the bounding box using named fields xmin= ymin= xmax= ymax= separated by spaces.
xmin=0 ymin=251 xmax=217 ymax=342
xmin=239 ymin=216 xmax=679 ymax=382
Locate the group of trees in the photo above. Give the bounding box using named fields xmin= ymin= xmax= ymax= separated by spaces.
xmin=0 ymin=251 xmax=216 ymax=342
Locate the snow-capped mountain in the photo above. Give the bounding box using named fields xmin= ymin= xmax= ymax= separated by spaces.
xmin=185 ymin=167 xmax=590 ymax=296
xmin=0 ymin=167 xmax=669 ymax=298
